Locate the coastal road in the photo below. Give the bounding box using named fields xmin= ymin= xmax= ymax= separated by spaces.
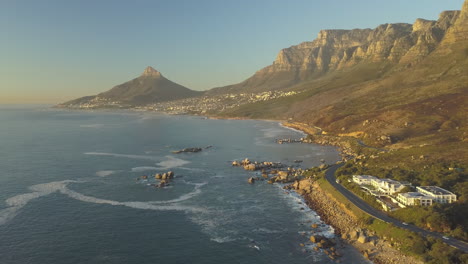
xmin=325 ymin=164 xmax=468 ymax=253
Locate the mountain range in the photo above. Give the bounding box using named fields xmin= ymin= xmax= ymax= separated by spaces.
xmin=59 ymin=0 xmax=468 ymax=160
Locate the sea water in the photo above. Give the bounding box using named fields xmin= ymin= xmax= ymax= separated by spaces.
xmin=0 ymin=106 xmax=367 ymax=264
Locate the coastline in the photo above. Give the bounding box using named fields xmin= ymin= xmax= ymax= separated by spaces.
xmin=282 ymin=122 xmax=423 ymax=264
xmin=51 ymin=108 xmax=421 ymax=263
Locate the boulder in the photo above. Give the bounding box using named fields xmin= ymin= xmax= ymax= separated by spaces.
xmin=311 ymin=223 xmax=319 ymax=228
xmin=244 ymin=164 xmax=257 ymax=171
xmin=158 ymin=180 xmax=167 ymax=188
xmin=241 ymin=158 xmax=250 ymax=165
xmin=161 ymin=173 xmax=168 ymax=180
xmin=319 ymin=238 xmax=334 ymax=248
xmin=358 ymin=235 xmax=369 ymax=244
xmin=248 ymin=177 xmax=256 ymax=184
xmin=167 ymin=171 xmax=174 ymax=179
xmin=232 ymin=161 xmax=240 ymax=166
xmin=155 ymin=173 xmax=162 ymax=179
xmin=310 ymin=235 xmax=323 ymax=243
xmin=349 ymin=230 xmax=359 ymax=240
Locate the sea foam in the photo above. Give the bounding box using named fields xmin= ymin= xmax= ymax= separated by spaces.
xmin=0 ymin=179 xmax=207 ymax=226
xmin=84 ymin=152 xmax=159 ymax=161
xmin=96 ymin=170 xmax=118 ymax=177
xmin=156 ymin=156 xmax=191 ymax=169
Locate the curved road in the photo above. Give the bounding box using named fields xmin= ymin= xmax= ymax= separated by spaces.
xmin=325 ymin=164 xmax=468 ymax=253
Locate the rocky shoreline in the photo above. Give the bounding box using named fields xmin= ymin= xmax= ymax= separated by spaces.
xmin=290 ymin=179 xmax=422 ymax=264
xmin=280 ymin=122 xmax=423 ymax=264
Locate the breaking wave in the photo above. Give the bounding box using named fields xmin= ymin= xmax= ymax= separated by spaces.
xmin=0 ymin=179 xmax=207 ymax=226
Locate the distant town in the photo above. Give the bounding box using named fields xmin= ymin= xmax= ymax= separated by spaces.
xmin=64 ymin=90 xmax=300 ymax=115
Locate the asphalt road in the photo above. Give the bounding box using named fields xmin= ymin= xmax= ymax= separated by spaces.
xmin=325 ymin=164 xmax=468 ymax=253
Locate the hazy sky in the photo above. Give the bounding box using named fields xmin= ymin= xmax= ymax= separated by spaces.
xmin=1 ymin=0 xmax=465 ymax=103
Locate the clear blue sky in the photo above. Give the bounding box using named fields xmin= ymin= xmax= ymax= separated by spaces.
xmin=1 ymin=0 xmax=465 ymax=103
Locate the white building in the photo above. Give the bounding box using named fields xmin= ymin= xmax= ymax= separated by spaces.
xmin=416 ymin=186 xmax=457 ymax=204
xmin=397 ymin=192 xmax=434 ymax=206
xmin=371 ymin=178 xmax=410 ymax=195
xmin=352 ymin=175 xmax=377 ymax=185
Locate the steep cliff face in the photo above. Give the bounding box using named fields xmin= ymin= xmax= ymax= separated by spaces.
xmin=442 ymin=0 xmax=468 ymax=43
xmin=212 ymin=4 xmax=465 ymax=94
xmin=221 ymin=1 xmax=468 ymax=157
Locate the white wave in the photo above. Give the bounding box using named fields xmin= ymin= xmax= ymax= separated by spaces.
xmin=5 ymin=192 xmax=49 ymax=207
xmin=0 ymin=179 xmax=207 ymax=226
xmin=79 ymin=124 xmax=104 ymax=128
xmin=96 ymin=170 xmax=118 ymax=177
xmin=60 ymin=187 xmax=206 ymax=212
xmin=149 ymin=182 xmax=207 ymax=204
xmin=210 ymin=236 xmax=236 ymax=243
xmin=178 ymin=167 xmax=206 ymax=172
xmin=253 ymin=227 xmax=283 ymax=234
xmin=156 ymin=156 xmax=191 ymax=169
xmin=0 ymin=180 xmax=79 ymax=226
xmin=131 ymin=167 xmax=158 ymax=172
xmin=84 ymin=152 xmax=158 ymax=161
xmin=0 ymin=207 xmax=19 ymax=225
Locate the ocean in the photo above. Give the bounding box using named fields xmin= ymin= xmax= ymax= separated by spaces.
xmin=0 ymin=106 xmax=366 ymax=263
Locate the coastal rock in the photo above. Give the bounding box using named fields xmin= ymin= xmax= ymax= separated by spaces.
xmin=358 ymin=235 xmax=369 ymax=244
xmin=349 ymin=230 xmax=360 ymax=240
xmin=310 ymin=235 xmax=322 ymax=243
xmin=244 ymin=164 xmax=257 ymax=171
xmin=248 ymin=177 xmax=256 ymax=184
xmin=167 ymin=171 xmax=174 ymax=179
xmin=173 ymin=147 xmax=202 ymax=154
xmin=155 ymin=173 xmax=162 ymax=179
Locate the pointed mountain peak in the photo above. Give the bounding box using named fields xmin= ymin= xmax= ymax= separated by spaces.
xmin=141 ymin=66 xmax=162 ymax=77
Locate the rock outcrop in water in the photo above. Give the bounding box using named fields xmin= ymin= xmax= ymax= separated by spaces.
xmin=172 ymin=147 xmax=203 ymax=154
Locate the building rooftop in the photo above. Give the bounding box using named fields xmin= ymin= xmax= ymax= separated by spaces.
xmin=418 ymin=186 xmax=454 ymax=195
xmin=399 ymin=192 xmax=433 ymax=199
xmin=353 ymin=175 xmax=377 ymax=180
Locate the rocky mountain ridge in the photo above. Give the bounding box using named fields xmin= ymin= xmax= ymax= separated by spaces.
xmin=210 ymin=6 xmax=464 ymax=94
xmin=219 ymin=0 xmax=468 ymax=160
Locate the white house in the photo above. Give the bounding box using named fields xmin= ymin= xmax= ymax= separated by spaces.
xmin=416 ymin=186 xmax=457 ymax=204
xmin=352 ymin=175 xmax=377 ymax=185
xmin=370 ymin=178 xmax=409 ymax=195
xmin=397 ymin=192 xmax=433 ymax=206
